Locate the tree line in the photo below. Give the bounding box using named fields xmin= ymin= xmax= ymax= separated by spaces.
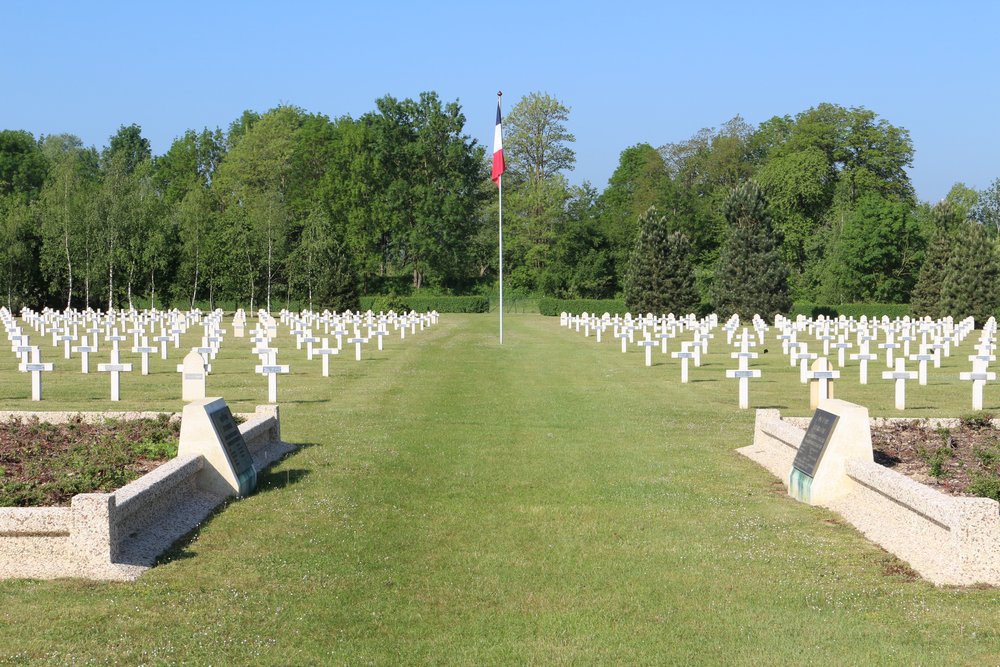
xmin=1 ymin=93 xmax=999 ymax=313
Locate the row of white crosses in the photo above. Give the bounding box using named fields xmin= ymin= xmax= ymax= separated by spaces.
xmin=2 ymin=305 xmax=439 ymax=404
xmin=774 ymin=313 xmax=979 ymax=409
xmin=561 ymin=309 xmax=999 ymax=412
xmin=560 ymin=310 xmax=724 ymax=384
xmin=247 ymin=308 xmax=439 ymax=403
xmin=9 ymin=306 xmax=200 ymax=401
xmin=11 ymin=306 xmax=212 ymax=401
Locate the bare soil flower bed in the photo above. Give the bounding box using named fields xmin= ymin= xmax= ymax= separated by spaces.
xmin=0 ymin=415 xmax=179 ymax=507
xmin=871 ymin=414 xmax=1000 ymax=501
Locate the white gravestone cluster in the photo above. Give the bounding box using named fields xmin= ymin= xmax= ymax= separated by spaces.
xmin=0 ymin=305 xmax=439 ymax=405
xmin=560 ymin=310 xmax=991 ymax=412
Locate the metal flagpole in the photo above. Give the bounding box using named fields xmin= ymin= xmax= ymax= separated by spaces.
xmin=497 ymin=90 xmax=504 ymax=345
xmin=499 ymin=172 xmax=504 ymax=345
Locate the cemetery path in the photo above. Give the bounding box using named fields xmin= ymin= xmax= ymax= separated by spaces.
xmin=2 ymin=313 xmax=998 ymax=664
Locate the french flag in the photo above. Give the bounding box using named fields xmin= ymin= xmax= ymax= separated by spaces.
xmin=491 ymin=98 xmax=505 ymax=185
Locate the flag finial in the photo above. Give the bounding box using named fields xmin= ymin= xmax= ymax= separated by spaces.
xmin=497 ymin=90 xmax=503 ymax=98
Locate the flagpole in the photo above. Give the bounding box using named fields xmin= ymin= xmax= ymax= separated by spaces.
xmin=497 ymin=90 xmax=504 ymax=345
xmin=499 ymin=171 xmax=504 ymax=345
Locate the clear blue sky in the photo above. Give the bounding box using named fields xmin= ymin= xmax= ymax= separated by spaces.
xmin=3 ymin=1 xmax=997 ymax=202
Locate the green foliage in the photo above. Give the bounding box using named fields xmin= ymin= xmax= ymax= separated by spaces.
xmin=359 ymin=295 xmax=489 ymax=313
xmin=910 ymin=226 xmax=954 ymax=318
xmin=537 ymin=297 xmax=626 ymax=316
xmin=503 ymin=92 xmax=575 ymax=185
xmin=960 ymin=411 xmax=994 ymax=429
xmin=624 ymin=207 xmax=699 ymax=315
xmin=939 ymin=222 xmax=1000 ymax=323
xmin=788 ymin=302 xmax=912 ymax=319
xmin=314 ymin=235 xmax=360 ymax=312
xmin=0 ymin=130 xmax=48 ymax=201
xmin=0 ymin=97 xmax=942 ymax=313
xmin=712 ymin=181 xmax=791 ymax=318
xmin=823 ymin=194 xmax=924 ymax=303
xmin=967 ymin=474 xmax=1000 ymax=502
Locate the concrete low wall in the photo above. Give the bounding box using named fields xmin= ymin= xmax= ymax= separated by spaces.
xmin=740 ymin=409 xmax=1000 ymax=586
xmin=0 ymin=406 xmax=293 ymax=581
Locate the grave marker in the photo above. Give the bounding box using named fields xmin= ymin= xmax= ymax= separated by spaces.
xmin=255 ymin=352 xmax=290 ymax=403
xmin=132 ymin=337 xmax=158 ymax=375
xmin=314 ymin=338 xmax=339 ymax=377
xmin=725 ymin=368 xmax=761 ymax=409
xmin=71 ymin=336 xmax=97 ymax=373
xmin=17 ymin=347 xmax=52 ymax=401
xmin=882 ymin=358 xmax=918 ymax=410
xmin=179 ymin=349 xmax=208 ymax=402
xmin=97 ymin=349 xmax=133 ymax=402
xmin=960 ymin=359 xmax=997 ymax=411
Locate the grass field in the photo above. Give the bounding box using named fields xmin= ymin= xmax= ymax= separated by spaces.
xmin=0 ymin=313 xmax=998 ymax=664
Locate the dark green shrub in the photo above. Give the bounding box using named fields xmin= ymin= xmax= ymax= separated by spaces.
xmin=359 ymin=295 xmax=488 ymax=313
xmin=538 ymin=298 xmax=627 ymax=317
xmin=967 ymin=474 xmax=1000 ymax=502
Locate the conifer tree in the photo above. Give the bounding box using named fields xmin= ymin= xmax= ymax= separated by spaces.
xmin=939 ymin=223 xmax=1000 ymax=323
xmin=624 ymin=207 xmax=699 ymax=314
xmin=711 ymin=180 xmax=791 ymax=318
xmin=911 ymin=202 xmax=961 ymax=318
xmin=911 ymin=230 xmax=954 ymax=318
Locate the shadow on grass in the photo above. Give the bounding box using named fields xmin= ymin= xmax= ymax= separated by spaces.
xmin=255 ymin=468 xmax=310 ymax=494
xmin=153 ymin=500 xmax=231 ymax=566
xmin=153 ymin=452 xmax=313 ymax=567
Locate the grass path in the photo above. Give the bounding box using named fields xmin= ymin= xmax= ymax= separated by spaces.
xmin=0 ymin=314 xmax=998 ymax=664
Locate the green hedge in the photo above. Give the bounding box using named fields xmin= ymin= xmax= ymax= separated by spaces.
xmin=539 ymin=298 xmax=914 ymax=320
xmin=789 ymin=302 xmax=912 ymax=320
xmin=359 ymin=295 xmax=489 ymax=313
xmin=538 ymin=298 xmax=626 ymax=316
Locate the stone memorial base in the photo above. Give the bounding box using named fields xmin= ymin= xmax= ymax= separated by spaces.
xmin=740 ymin=401 xmax=1000 ymax=587
xmin=0 ymin=403 xmax=293 ymax=581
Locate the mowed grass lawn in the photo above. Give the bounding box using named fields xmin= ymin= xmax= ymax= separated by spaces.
xmin=0 ymin=313 xmax=998 ymax=664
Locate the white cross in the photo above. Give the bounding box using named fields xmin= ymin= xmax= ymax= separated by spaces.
xmin=373 ymin=328 xmax=389 ymax=351
xmin=672 ymin=342 xmax=695 ymax=383
xmin=348 ymin=336 xmax=366 ymax=361
xmin=106 ymin=329 xmax=127 ymax=353
xmin=132 ymin=337 xmax=158 ymax=375
xmin=638 ymin=338 xmax=658 ymax=367
xmin=879 ymin=335 xmax=900 ymax=368
xmin=849 ymin=341 xmax=878 ymax=385
xmin=56 ymin=332 xmax=75 ymax=359
xmin=616 ymin=329 xmax=629 ymax=353
xmin=154 ymin=332 xmax=171 ymax=360
xmin=725 ymin=368 xmax=761 ymax=409
xmin=97 ymin=349 xmax=133 ymax=402
xmin=831 ymin=336 xmax=852 ymax=368
xmin=314 ymin=338 xmax=339 ymax=377
xmin=793 ymin=346 xmax=818 ymax=384
xmin=18 ymin=347 xmax=52 ymax=401
xmin=908 ymin=346 xmax=935 ymax=386
xmin=255 ymin=351 xmax=290 ymax=403
xmin=882 ymin=358 xmax=917 ymax=411
xmin=301 ymin=333 xmax=320 ymax=360
xmin=72 ymin=336 xmax=98 ymax=373
xmin=960 ymin=359 xmax=996 ymax=411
